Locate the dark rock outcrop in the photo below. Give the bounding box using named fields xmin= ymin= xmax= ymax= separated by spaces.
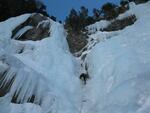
xmin=12 ymin=13 xmax=51 ymax=41
xmin=102 ymin=15 xmax=137 ymax=31
xmin=67 ymin=32 xmax=88 ymax=53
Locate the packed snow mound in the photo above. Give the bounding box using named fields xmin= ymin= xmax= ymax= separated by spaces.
xmin=0 ymin=14 xmax=82 ymax=113
xmin=86 ymin=20 xmax=110 ymax=34
xmin=83 ymin=1 xmax=150 ymax=113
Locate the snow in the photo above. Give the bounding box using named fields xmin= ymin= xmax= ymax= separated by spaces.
xmin=117 ymin=1 xmax=150 ymax=20
xmin=0 ymin=14 xmax=82 ymax=113
xmin=0 ymin=14 xmax=30 ymax=40
xmin=86 ymin=20 xmax=110 ymax=34
xmin=84 ymin=2 xmax=150 ymax=113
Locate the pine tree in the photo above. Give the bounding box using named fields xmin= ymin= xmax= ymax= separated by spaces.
xmin=93 ymin=8 xmax=100 ymax=20
xmin=65 ymin=9 xmax=80 ymax=31
xmin=120 ymin=0 xmax=129 ymax=6
xmin=101 ymin=2 xmax=118 ymax=20
xmin=0 ymin=0 xmax=49 ymax=22
xmin=50 ymin=16 xmax=57 ymax=21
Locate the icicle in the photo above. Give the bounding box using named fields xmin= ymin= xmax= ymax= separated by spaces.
xmin=0 ymin=55 xmax=51 ymax=105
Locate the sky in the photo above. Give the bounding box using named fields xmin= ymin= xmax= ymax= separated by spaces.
xmin=43 ymin=0 xmax=119 ymax=21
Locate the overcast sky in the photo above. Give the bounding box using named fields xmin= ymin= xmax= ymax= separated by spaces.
xmin=43 ymin=0 xmax=119 ymax=21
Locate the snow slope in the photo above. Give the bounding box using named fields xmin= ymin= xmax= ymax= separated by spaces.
xmin=83 ymin=2 xmax=150 ymax=113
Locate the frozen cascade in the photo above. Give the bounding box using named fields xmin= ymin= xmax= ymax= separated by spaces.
xmin=0 ymin=1 xmax=150 ymax=113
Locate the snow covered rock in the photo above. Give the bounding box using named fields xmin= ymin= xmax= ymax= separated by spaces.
xmin=86 ymin=15 xmax=137 ymax=34
xmin=12 ymin=13 xmax=50 ymax=41
xmin=0 ymin=13 xmax=82 ymax=113
xmin=103 ymin=14 xmax=136 ymax=31
xmin=86 ymin=20 xmax=110 ymax=34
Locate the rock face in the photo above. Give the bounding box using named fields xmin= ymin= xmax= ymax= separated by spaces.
xmin=66 ymin=15 xmax=136 ymax=54
xmin=102 ymin=15 xmax=137 ymax=31
xmin=12 ymin=13 xmax=51 ymax=41
xmin=67 ymin=32 xmax=88 ymax=53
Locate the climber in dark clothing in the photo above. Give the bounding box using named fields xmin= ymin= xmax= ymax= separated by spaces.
xmin=79 ymin=73 xmax=89 ymax=85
